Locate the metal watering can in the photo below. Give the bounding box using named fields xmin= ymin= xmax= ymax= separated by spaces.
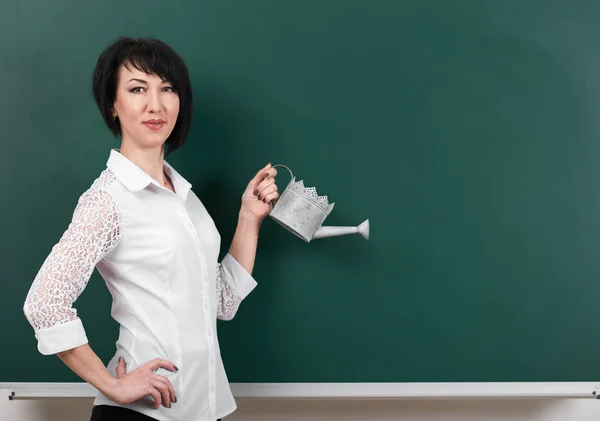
xmin=269 ymin=164 xmax=369 ymax=243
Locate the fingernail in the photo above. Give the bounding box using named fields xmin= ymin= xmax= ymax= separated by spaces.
xmin=263 ymin=172 xmax=269 ymax=178
xmin=174 ymin=365 xmax=179 ymax=371
xmin=253 ymin=189 xmax=259 ymax=196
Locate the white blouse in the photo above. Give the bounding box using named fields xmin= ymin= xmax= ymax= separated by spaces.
xmin=23 ymin=149 xmax=258 ymax=421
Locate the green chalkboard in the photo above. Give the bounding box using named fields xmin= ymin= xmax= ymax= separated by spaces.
xmin=2 ymin=0 xmax=600 ymax=384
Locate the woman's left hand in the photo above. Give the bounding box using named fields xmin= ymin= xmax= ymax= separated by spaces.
xmin=239 ymin=163 xmax=279 ymax=222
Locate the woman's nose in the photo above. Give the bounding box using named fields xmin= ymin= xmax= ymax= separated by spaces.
xmin=147 ymin=91 xmax=162 ymax=112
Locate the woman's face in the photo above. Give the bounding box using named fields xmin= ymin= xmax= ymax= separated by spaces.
xmin=112 ymin=64 xmax=180 ymax=151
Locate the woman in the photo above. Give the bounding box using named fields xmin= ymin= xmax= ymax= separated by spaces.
xmin=22 ymin=37 xmax=278 ymax=421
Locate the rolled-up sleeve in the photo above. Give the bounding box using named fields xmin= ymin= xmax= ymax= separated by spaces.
xmin=216 ymin=253 xmax=258 ymax=320
xmin=23 ymin=188 xmax=121 ymax=355
xmin=35 ymin=319 xmax=89 ymax=355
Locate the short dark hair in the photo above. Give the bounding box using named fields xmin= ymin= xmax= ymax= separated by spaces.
xmin=92 ymin=37 xmax=193 ymax=154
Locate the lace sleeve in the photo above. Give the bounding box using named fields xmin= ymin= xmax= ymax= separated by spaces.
xmin=215 ymin=253 xmax=258 ymax=321
xmin=216 ymin=263 xmax=242 ymax=321
xmin=23 ymin=186 xmax=122 ymax=354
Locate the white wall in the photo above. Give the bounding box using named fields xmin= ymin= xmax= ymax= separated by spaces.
xmin=2 ymin=390 xmax=600 ymax=421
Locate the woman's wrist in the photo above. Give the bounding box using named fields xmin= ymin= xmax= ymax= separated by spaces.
xmin=97 ymin=373 xmax=120 ymax=400
xmin=237 ymin=211 xmax=263 ymax=233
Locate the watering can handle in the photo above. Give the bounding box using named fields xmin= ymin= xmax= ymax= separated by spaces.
xmin=268 ymin=164 xmax=294 ymax=210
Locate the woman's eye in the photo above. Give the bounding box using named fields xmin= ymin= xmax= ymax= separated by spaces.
xmin=163 ymin=86 xmax=175 ymax=92
xmin=129 ymin=87 xmax=144 ymax=93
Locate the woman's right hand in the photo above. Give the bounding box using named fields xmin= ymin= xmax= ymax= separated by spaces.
xmin=107 ymin=357 xmax=178 ymax=409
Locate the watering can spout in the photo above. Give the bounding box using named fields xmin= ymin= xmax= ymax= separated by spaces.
xmin=312 ymin=219 xmax=370 ymax=241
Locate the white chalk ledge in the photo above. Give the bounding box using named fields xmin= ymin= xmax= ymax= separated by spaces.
xmin=2 ymin=382 xmax=600 ymax=400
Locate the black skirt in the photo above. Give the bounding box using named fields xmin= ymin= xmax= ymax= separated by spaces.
xmin=90 ymin=404 xmax=222 ymax=420
xmin=91 ymin=405 xmax=158 ymax=421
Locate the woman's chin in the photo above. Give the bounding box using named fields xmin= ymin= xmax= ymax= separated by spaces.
xmin=122 ymin=130 xmax=174 ymax=151
xmin=140 ymin=135 xmax=171 ymax=149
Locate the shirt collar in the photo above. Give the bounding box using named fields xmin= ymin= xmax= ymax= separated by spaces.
xmin=163 ymin=158 xmax=192 ymax=200
xmin=106 ymin=149 xmax=192 ymax=200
